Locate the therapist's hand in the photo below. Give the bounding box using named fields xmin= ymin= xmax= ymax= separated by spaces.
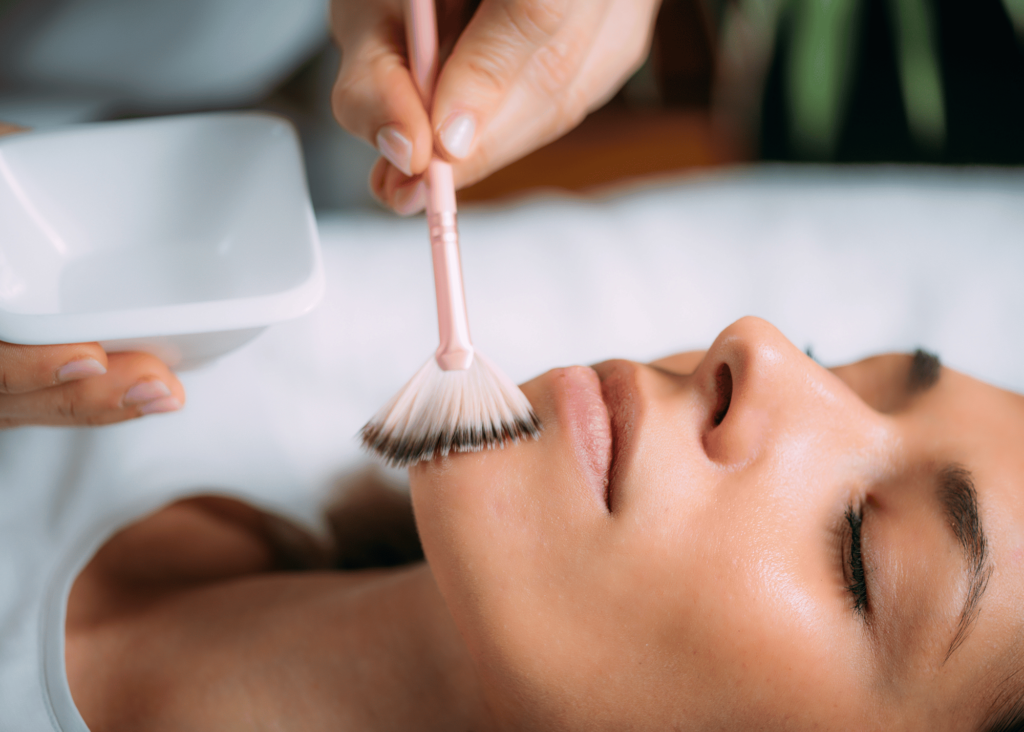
xmin=0 ymin=123 xmax=185 ymax=428
xmin=0 ymin=342 xmax=184 ymax=429
xmin=331 ymin=0 xmax=661 ymax=214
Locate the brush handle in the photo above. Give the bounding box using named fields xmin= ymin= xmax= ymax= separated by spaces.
xmin=405 ymin=0 xmax=438 ymax=103
xmin=428 ymin=165 xmax=473 ymax=371
xmin=406 ymin=0 xmax=474 ymax=371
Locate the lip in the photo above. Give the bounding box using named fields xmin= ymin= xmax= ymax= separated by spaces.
xmin=550 ymin=365 xmax=614 ymax=509
xmin=592 ymin=360 xmax=641 ymax=511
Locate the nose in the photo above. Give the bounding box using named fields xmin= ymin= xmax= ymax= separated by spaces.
xmin=697 ymin=316 xmax=877 ymax=467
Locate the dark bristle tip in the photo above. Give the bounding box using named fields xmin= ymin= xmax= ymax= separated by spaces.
xmin=360 ymin=413 xmax=542 ymax=469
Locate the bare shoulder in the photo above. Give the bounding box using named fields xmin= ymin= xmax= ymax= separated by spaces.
xmin=68 ymin=496 xmax=317 ymax=625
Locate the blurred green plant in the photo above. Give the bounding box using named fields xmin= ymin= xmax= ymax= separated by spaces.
xmin=887 ymin=0 xmax=946 ymax=151
xmin=715 ymin=0 xmax=1024 ymax=159
xmin=785 ymin=0 xmax=945 ymax=158
xmin=1005 ymin=0 xmax=1024 ymax=37
xmin=786 ymin=0 xmax=864 ymax=158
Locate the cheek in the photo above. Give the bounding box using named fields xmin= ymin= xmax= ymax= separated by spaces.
xmin=410 ymin=443 xmax=631 ymax=724
xmin=408 ymin=367 xmax=614 ymax=589
xmin=409 ymin=441 xmax=548 ymax=594
xmin=618 ymin=444 xmax=878 ymax=714
xmin=407 ymin=403 xmax=605 ymax=645
xmin=626 ymin=522 xmax=870 ymax=727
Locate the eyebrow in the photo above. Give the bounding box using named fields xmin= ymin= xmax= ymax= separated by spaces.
xmin=939 ymin=464 xmax=993 ymax=662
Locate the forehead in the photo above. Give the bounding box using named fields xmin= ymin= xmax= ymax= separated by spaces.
xmin=899 ymin=368 xmax=1024 ymax=551
xmin=914 ymin=371 xmax=1024 ymax=717
xmin=915 ymin=368 xmax=1024 ymax=477
xmin=837 ymin=354 xmax=1024 ymax=463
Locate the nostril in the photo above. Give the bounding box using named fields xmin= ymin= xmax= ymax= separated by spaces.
xmin=713 ymin=363 xmax=732 ymax=426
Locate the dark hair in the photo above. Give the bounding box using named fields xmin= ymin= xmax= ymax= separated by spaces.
xmin=984 ymin=672 xmax=1024 ymax=732
xmin=986 ymin=709 xmax=1024 ymax=732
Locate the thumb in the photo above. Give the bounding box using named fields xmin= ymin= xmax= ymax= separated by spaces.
xmin=430 ymin=0 xmax=576 ymax=161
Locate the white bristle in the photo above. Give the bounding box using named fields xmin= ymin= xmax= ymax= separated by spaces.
xmin=360 ymin=352 xmax=541 ymax=468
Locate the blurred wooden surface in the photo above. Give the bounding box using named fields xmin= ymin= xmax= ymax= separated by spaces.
xmin=458 ymin=0 xmax=746 ymax=203
xmin=458 ymin=107 xmax=747 ymax=202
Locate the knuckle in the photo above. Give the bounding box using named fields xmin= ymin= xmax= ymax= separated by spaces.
xmin=331 ymin=40 xmax=393 ymax=132
xmin=545 ymin=85 xmax=589 ymax=139
xmin=54 ymin=391 xmax=124 ymax=425
xmin=502 ymin=0 xmax=569 ymax=43
xmin=463 ymin=49 xmax=519 ymax=98
xmin=530 ymin=38 xmax=584 ymax=94
xmin=447 ymin=0 xmax=573 ymax=103
xmin=54 ymin=392 xmax=78 ymax=421
xmin=332 ymin=66 xmax=370 ymax=128
xmin=83 ymin=411 xmax=122 ymax=427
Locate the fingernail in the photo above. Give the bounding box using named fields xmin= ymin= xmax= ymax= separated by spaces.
xmin=392 ymin=180 xmax=427 ymax=216
xmin=439 ymin=113 xmax=476 ymax=159
xmin=376 ymin=125 xmax=413 ymax=176
xmin=124 ymin=380 xmax=172 ymax=406
xmin=57 ymin=358 xmax=106 ymax=383
xmin=138 ymin=396 xmax=182 ymax=415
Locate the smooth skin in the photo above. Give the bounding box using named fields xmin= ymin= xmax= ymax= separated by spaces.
xmin=66 ymin=497 xmax=488 ymax=732
xmin=0 ymin=125 xmax=185 ymax=427
xmin=67 ymin=317 xmax=1024 ymax=730
xmin=411 ymin=316 xmax=1024 ymax=730
xmin=330 ymin=0 xmax=662 ymax=214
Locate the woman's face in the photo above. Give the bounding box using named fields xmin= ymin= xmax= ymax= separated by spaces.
xmin=410 ymin=317 xmax=1024 ymax=731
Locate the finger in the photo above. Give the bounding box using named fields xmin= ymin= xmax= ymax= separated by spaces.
xmin=560 ymin=0 xmax=658 ymax=112
xmin=457 ymin=0 xmax=654 ymax=183
xmin=371 ymin=157 xmax=428 ymax=216
xmin=431 ymin=0 xmax=598 ymax=161
xmin=0 ymin=350 xmax=185 ymax=429
xmin=0 ymin=122 xmax=27 ymax=137
xmin=369 ymin=156 xmax=391 ymax=204
xmin=0 ymin=341 xmax=109 ymax=395
xmin=331 ymin=0 xmax=434 ymax=177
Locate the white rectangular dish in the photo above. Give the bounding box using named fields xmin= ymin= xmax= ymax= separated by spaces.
xmin=0 ymin=112 xmax=324 ymax=369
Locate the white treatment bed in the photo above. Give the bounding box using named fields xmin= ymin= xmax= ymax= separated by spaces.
xmin=2 ymin=166 xmax=1022 ymax=729
xmin=3 ymin=165 xmax=1023 ymax=504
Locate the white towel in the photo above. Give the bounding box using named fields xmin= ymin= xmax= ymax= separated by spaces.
xmin=1 ymin=165 xmax=1021 ymax=730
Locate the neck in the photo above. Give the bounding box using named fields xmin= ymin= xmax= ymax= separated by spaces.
xmin=69 ymin=531 xmax=492 ymax=730
xmin=308 ymin=563 xmax=493 ymax=731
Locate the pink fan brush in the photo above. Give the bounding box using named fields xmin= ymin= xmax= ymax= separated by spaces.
xmin=360 ymin=0 xmax=541 ymax=468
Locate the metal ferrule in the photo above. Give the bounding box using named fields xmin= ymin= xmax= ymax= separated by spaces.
xmin=429 ymin=211 xmax=474 ymax=370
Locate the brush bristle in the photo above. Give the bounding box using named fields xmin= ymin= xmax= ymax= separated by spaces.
xmin=360 ymin=352 xmax=541 ymax=468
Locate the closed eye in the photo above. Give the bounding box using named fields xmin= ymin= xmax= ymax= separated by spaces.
xmin=845 ymin=506 xmax=868 ymax=616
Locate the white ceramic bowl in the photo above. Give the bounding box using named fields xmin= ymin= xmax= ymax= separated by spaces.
xmin=0 ymin=112 xmax=324 ymax=369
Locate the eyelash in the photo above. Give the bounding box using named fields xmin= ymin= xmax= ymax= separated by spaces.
xmin=845 ymin=506 xmax=868 ymax=616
